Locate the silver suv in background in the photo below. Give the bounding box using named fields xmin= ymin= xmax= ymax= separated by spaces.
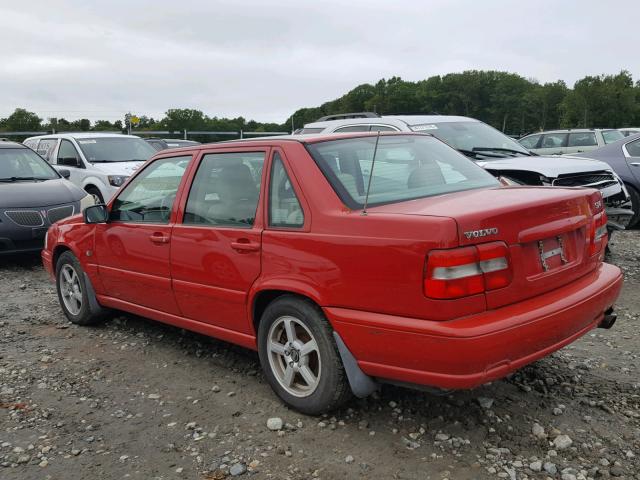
xmin=518 ymin=129 xmax=625 ymax=155
xmin=24 ymin=133 xmax=156 ymax=204
xmin=297 ymin=113 xmax=634 ymax=232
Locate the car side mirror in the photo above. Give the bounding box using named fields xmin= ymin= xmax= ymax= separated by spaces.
xmin=58 ymin=168 xmax=71 ymax=179
xmin=83 ymin=204 xmax=108 ymax=224
xmin=59 ymin=157 xmax=81 ymax=167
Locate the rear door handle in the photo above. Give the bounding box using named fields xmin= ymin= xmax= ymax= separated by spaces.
xmin=150 ymin=232 xmax=170 ymax=244
xmin=630 ymin=162 xmax=640 ymax=167
xmin=231 ymin=240 xmax=260 ymax=253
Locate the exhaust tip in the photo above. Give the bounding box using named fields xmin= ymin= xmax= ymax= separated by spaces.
xmin=599 ymin=307 xmax=617 ymax=329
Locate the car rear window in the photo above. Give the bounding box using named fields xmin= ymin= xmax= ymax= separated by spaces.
xmin=306 ymin=135 xmax=498 ymax=209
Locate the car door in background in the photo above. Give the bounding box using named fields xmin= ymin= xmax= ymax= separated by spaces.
xmin=518 ymin=133 xmax=542 ymax=151
xmin=536 ymin=133 xmax=567 ymax=155
xmin=54 ymin=139 xmax=88 ymax=187
xmin=94 ymin=154 xmax=193 ymax=313
xmin=170 ymin=149 xmax=266 ymax=337
xmin=565 ymin=132 xmax=598 ymax=154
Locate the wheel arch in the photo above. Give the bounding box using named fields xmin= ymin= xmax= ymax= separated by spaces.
xmin=52 ymin=244 xmax=73 ymax=273
xmin=251 ymin=286 xmax=324 ymax=336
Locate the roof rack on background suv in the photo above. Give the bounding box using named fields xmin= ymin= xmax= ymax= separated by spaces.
xmin=316 ymin=112 xmax=381 ymax=122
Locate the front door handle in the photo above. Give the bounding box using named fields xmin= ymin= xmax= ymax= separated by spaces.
xmin=231 ymin=240 xmax=260 ymax=253
xmin=150 ymin=232 xmax=170 ymax=244
xmin=630 ymin=162 xmax=640 ymax=167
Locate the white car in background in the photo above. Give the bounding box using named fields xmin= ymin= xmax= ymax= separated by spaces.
xmin=518 ymin=128 xmax=625 ymax=155
xmin=619 ymin=127 xmax=640 ymax=137
xmin=298 ymin=113 xmax=634 ymax=231
xmin=24 ymin=133 xmax=156 ymax=203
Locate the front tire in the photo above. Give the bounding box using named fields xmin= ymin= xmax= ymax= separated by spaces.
xmin=626 ymin=184 xmax=640 ymax=228
xmin=86 ymin=186 xmax=104 ymax=205
xmin=55 ymin=251 xmax=105 ymax=325
xmin=257 ymin=295 xmax=352 ymax=415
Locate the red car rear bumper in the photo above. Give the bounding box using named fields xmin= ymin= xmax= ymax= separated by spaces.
xmin=42 ymin=249 xmax=54 ymax=278
xmin=327 ymin=262 xmax=622 ymax=390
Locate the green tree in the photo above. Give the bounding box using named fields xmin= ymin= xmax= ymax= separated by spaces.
xmin=0 ymin=108 xmax=42 ymax=131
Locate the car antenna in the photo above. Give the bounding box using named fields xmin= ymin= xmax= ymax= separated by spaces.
xmin=361 ymin=131 xmax=381 ymax=216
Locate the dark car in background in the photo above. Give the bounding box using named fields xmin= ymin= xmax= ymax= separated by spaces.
xmin=573 ymin=133 xmax=640 ymax=227
xmin=0 ymin=141 xmax=93 ymax=254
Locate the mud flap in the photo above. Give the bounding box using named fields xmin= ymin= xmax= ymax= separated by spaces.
xmin=333 ymin=331 xmax=378 ymax=398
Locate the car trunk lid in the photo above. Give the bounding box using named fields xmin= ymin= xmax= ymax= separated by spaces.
xmin=370 ymin=186 xmax=603 ymax=308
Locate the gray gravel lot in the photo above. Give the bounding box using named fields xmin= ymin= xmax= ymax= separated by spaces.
xmin=1 ymin=231 xmax=639 ymax=480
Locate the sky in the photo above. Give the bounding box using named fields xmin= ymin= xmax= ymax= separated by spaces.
xmin=1 ymin=0 xmax=638 ymax=125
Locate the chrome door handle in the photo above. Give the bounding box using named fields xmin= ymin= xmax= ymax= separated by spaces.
xmin=150 ymin=233 xmax=170 ymax=244
xmin=630 ymin=162 xmax=640 ymax=167
xmin=231 ymin=240 xmax=260 ymax=253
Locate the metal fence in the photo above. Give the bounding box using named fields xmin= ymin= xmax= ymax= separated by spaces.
xmin=0 ymin=129 xmax=290 ymax=141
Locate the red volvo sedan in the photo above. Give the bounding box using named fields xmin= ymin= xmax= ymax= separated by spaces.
xmin=42 ymin=133 xmax=622 ymax=414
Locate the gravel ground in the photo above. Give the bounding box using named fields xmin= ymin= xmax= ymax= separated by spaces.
xmin=1 ymin=231 xmax=639 ymax=480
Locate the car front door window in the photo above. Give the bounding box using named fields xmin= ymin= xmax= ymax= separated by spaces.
xmin=110 ymin=155 xmax=191 ymax=223
xmin=57 ymin=140 xmax=81 ymax=166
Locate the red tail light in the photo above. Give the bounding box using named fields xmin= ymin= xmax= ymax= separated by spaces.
xmin=589 ymin=211 xmax=608 ymax=257
xmin=424 ymin=242 xmax=511 ymax=299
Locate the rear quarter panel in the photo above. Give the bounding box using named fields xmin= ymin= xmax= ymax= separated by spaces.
xmin=254 ymin=142 xmax=486 ymax=320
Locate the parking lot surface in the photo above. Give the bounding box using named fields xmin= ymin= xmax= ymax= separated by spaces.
xmin=1 ymin=232 xmax=639 ymax=480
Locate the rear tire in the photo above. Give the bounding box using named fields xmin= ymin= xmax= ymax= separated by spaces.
xmin=257 ymin=295 xmax=352 ymax=415
xmin=55 ymin=251 xmax=105 ymax=326
xmin=626 ymin=184 xmax=640 ymax=228
xmin=86 ymin=186 xmax=104 ymax=205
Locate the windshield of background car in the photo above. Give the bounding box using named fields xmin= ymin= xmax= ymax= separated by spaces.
xmin=0 ymin=148 xmax=60 ymax=180
xmin=76 ymin=137 xmax=156 ymax=162
xmin=410 ymin=121 xmax=530 ymax=157
xmin=602 ymin=130 xmax=625 ymax=144
xmin=306 ymin=135 xmax=499 ymax=209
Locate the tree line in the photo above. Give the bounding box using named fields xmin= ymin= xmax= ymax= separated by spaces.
xmin=2 ymin=70 xmax=639 ymax=138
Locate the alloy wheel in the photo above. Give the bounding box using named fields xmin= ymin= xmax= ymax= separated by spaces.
xmin=60 ymin=264 xmax=82 ymax=315
xmin=267 ymin=315 xmax=321 ymax=397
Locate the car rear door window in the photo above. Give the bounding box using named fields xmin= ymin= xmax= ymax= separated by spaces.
xmin=269 ymin=153 xmax=304 ymax=228
xmin=110 ymin=155 xmax=192 ymax=223
xmin=183 ymin=152 xmax=265 ymax=227
xmin=540 ymin=133 xmax=567 ymax=148
xmin=568 ymin=132 xmax=597 ymax=147
xmin=36 ymin=139 xmax=58 ymax=162
xmin=519 ymin=134 xmax=541 ymax=149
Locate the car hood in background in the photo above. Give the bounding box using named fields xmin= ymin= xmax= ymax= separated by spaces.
xmin=476 ymin=155 xmax=611 ymax=178
xmin=90 ymin=161 xmax=146 ymax=176
xmin=0 ymin=178 xmax=86 ymax=208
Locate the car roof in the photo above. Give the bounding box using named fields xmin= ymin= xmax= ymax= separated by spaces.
xmin=528 ymin=128 xmax=616 ymax=135
xmin=0 ymin=140 xmax=27 ymax=149
xmin=303 ymin=114 xmax=477 ymax=129
xmin=151 ymin=131 xmax=434 ymax=155
xmin=25 ymin=132 xmax=141 ymax=140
